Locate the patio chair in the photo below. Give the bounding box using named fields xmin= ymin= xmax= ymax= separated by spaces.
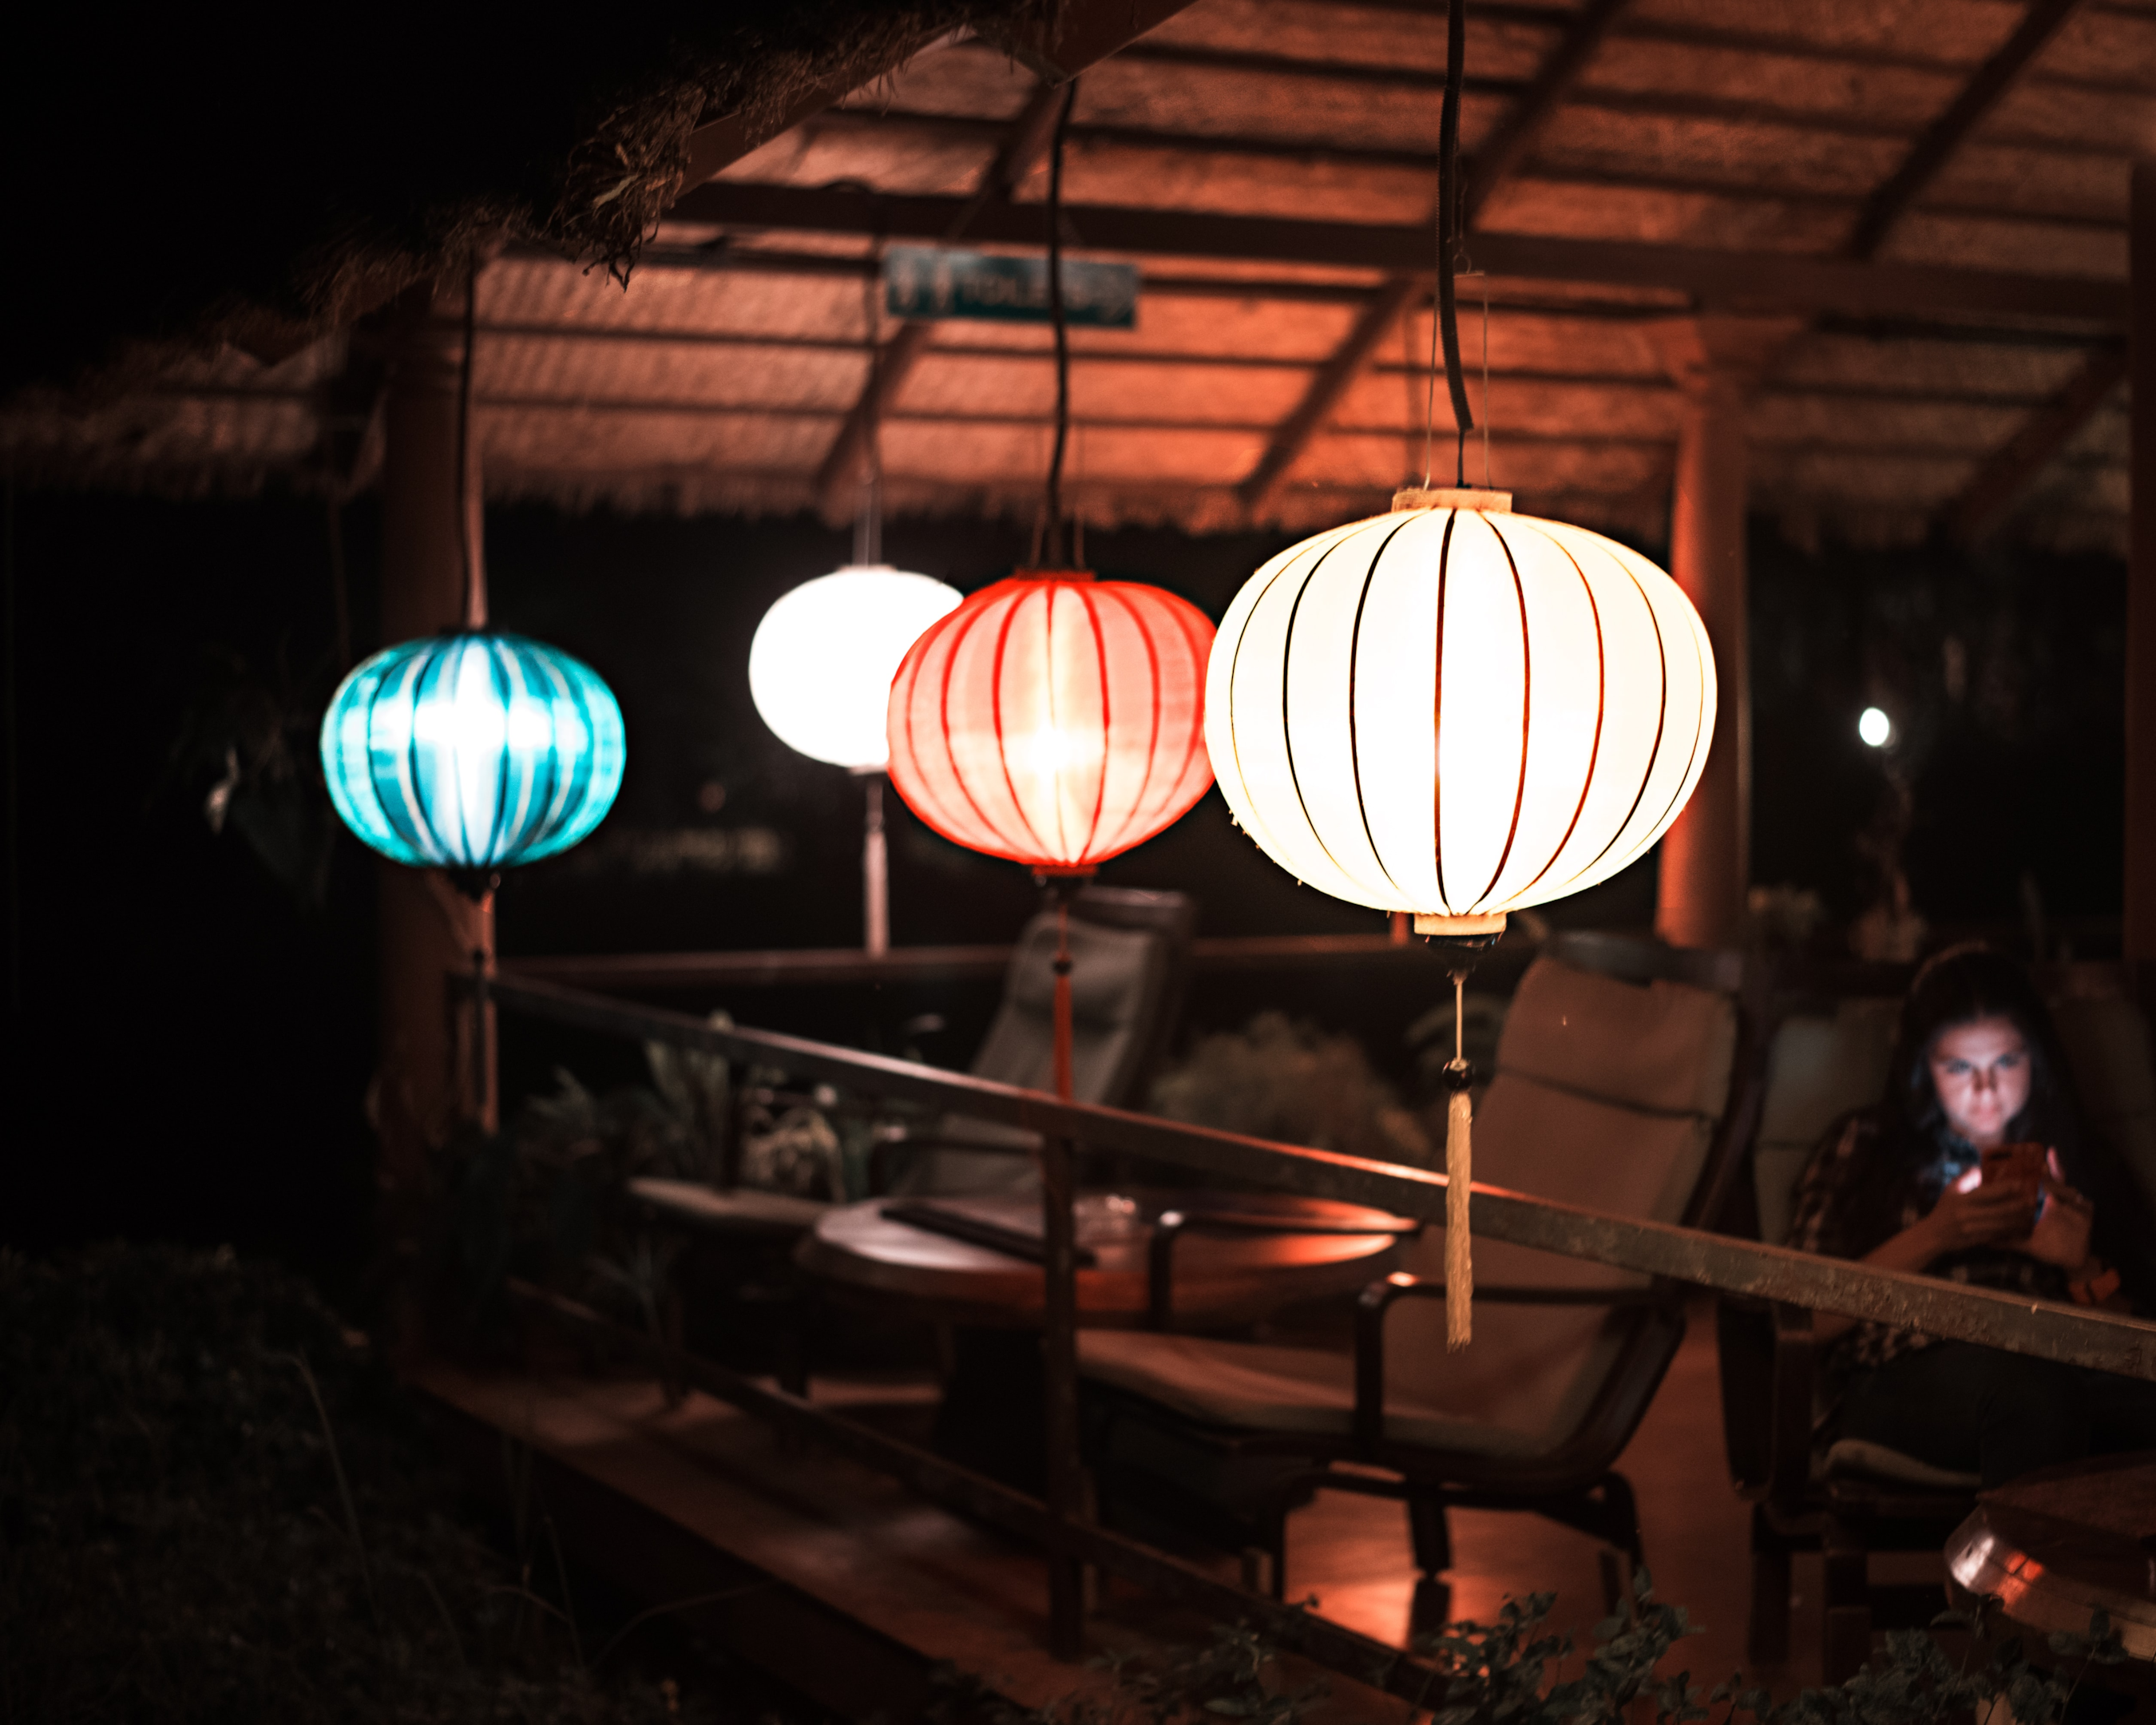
xmin=1717 ymin=962 xmax=2156 ymax=1683
xmin=1077 ymin=932 xmax=1766 ymax=1625
xmin=626 ymin=887 xmax=1196 ymax=1380
xmin=876 ymin=884 xmax=1198 ymax=1195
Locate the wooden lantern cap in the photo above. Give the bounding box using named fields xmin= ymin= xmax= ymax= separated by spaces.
xmin=1393 ymin=486 xmax=1513 ymax=514
xmin=1414 ymin=910 xmax=1508 ymax=937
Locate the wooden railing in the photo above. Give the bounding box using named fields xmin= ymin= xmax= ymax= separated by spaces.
xmin=470 ymin=970 xmax=2156 ymax=1678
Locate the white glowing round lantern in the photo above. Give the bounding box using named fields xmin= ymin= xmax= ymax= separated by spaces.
xmin=750 ymin=566 xmax=962 ymax=770
xmin=1207 ymin=489 xmax=1715 ymax=933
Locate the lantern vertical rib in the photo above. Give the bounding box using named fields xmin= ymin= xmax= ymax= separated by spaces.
xmin=485 ymin=642 xmax=517 ymax=867
xmin=1561 ymin=557 xmax=1669 ymax=896
xmin=946 ymin=600 xmax=1005 ymax=854
xmin=1074 ymin=583 xmax=1112 ymax=861
xmin=1278 ymin=540 xmax=1359 ymax=897
xmin=992 ymin=590 xmax=1052 ymax=862
xmin=1465 ymin=521 xmax=1534 ymax=914
xmin=1431 ymin=510 xmax=1457 ymax=912
xmin=1506 ymin=525 xmax=1606 ymax=903
xmin=1043 ymin=584 xmax=1072 ymax=862
xmin=1105 ymin=585 xmax=1162 ymax=855
xmin=1348 ymin=518 xmax=1418 ymax=907
xmin=1159 ymin=596 xmax=1215 ymax=830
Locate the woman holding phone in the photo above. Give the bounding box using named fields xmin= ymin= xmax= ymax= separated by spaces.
xmin=1788 ymin=945 xmax=2156 ymax=1486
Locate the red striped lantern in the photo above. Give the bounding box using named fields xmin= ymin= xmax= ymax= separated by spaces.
xmin=886 ymin=573 xmax=1215 ymax=874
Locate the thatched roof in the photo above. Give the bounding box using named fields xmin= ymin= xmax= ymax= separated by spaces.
xmin=6 ymin=0 xmax=2148 ymax=551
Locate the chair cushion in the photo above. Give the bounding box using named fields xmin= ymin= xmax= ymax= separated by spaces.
xmin=1752 ymin=999 xmax=1900 ymax=1245
xmin=1496 ymin=954 xmax=1739 ymax=1118
xmin=973 ymin=914 xmax=1167 ymax=1101
xmin=1077 ymin=1330 xmax=1537 ymax=1456
xmin=899 ymin=914 xmax=1167 ymax=1196
xmin=1079 ymin=954 xmax=1738 ymax=1460
xmin=1350 ymin=958 xmax=1735 ymax=1450
xmin=1821 ymin=1437 xmax=1980 ymax=1492
xmin=627 ymin=1177 xmax=829 ymax=1235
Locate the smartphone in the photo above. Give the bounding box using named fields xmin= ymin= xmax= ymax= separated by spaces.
xmin=1979 ymin=1140 xmax=2046 ymax=1204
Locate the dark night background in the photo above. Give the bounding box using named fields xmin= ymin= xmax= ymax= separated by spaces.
xmin=0 ymin=486 xmax=2126 ymax=1287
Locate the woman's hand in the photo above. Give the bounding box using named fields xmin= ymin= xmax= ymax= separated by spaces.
xmin=2008 ymin=1152 xmax=2096 ymax=1271
xmin=1920 ymin=1178 xmax=2039 ymax=1255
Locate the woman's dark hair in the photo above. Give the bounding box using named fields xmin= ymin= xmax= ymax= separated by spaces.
xmin=1881 ymin=945 xmax=2083 ymax=1164
xmin=1865 ymin=945 xmax=2156 ymax=1305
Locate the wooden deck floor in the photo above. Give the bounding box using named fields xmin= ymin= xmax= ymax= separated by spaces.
xmin=418 ymin=1302 xmax=1906 ymax=1715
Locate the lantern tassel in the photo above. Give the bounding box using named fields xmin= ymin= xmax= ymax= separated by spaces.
xmin=1443 ymin=966 xmax=1473 ymax=1350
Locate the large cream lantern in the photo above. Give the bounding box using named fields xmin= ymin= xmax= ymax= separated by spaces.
xmin=1207 ymin=485 xmax=1716 ymax=1348
xmin=1207 ymin=488 xmax=1714 ymax=936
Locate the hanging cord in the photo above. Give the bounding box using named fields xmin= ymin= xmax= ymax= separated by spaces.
xmin=1480 ymin=272 xmax=1492 ymax=488
xmin=1040 ymin=80 xmax=1080 ymax=569
xmin=855 ymin=242 xmax=885 ymax=568
xmin=1433 ymin=0 xmax=1475 ymax=488
xmin=456 ymin=264 xmax=485 ymax=629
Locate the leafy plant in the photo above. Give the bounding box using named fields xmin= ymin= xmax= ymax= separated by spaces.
xmin=1150 ymin=1013 xmax=1432 ymax=1168
xmin=1001 ymin=1572 xmax=2129 ymax=1725
xmin=0 ymin=1243 xmax=718 ymax=1724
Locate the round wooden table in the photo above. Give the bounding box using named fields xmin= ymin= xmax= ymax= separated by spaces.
xmin=795 ymin=1189 xmax=1413 ymax=1328
xmin=1946 ymin=1452 xmax=2156 ymax=1671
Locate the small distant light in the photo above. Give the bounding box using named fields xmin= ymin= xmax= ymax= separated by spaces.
xmin=1858 ymin=707 xmax=1892 ymax=748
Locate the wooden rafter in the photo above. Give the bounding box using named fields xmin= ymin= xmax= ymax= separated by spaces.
xmin=672 ymin=183 xmax=2134 ymax=324
xmin=670 ymin=0 xmax=1201 ymax=196
xmin=1232 ymin=0 xmax=1633 ymax=517
xmin=808 ymin=77 xmax=1072 ymax=522
xmin=1844 ymin=0 xmax=2088 ymax=258
xmin=802 ymin=0 xmax=1206 ymax=524
xmin=1945 ymin=342 xmax=2127 ymax=540
xmin=1845 ymin=0 xmax=2095 ymax=529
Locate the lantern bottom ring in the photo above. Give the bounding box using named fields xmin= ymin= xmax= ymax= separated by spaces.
xmin=1413 ymin=910 xmax=1508 ymax=938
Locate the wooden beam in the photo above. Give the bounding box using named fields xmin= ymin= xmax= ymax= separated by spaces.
xmin=672 ymin=0 xmax=1200 ymax=197
xmin=810 ymin=80 xmax=1074 ymax=522
xmin=1232 ymin=0 xmax=1632 ymax=516
xmin=1463 ymin=0 xmax=1631 ymax=217
xmin=802 ymin=108 xmax=2125 ymax=231
xmin=671 ymin=184 xmax=2134 ymax=325
xmin=1945 ymin=341 xmax=2127 ymax=539
xmin=1845 ymin=0 xmax=2087 ymax=259
xmin=1234 ymin=278 xmax=1421 ymax=510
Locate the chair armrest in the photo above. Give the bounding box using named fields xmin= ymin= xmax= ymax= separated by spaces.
xmin=1349 ymin=1272 xmax=1668 ymax=1454
xmin=1766 ymin=1303 xmax=1817 ymax=1513
xmin=1146 ymin=1209 xmax=1420 ymax=1330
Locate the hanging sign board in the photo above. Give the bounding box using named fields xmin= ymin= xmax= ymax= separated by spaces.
xmin=882 ymin=245 xmax=1139 ymax=329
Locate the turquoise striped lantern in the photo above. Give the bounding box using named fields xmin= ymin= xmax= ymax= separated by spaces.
xmin=320 ymin=629 xmax=624 ymax=882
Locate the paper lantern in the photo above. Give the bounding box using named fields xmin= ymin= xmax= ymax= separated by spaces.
xmin=322 ymin=629 xmax=625 ymax=873
xmin=886 ymin=573 xmax=1216 ymax=873
xmin=750 ymin=565 xmax=963 ymax=771
xmin=1207 ymin=489 xmax=1714 ymax=933
xmin=1210 ymin=486 xmax=1714 ymax=1349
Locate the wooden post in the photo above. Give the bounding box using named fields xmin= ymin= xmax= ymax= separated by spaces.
xmin=1647 ymin=316 xmax=1798 ymax=950
xmin=1040 ymin=885 xmax=1086 ymax=1658
xmin=1040 ymin=1129 xmax=1085 ymax=1658
xmin=375 ymin=284 xmax=493 ymax=1204
xmin=2126 ymin=161 xmax=2156 ymax=966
